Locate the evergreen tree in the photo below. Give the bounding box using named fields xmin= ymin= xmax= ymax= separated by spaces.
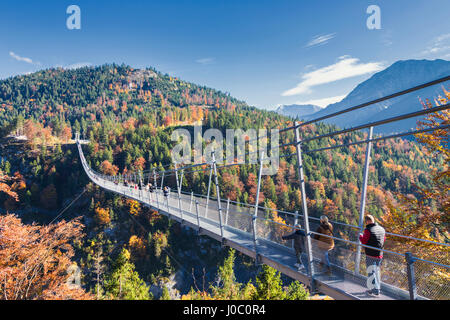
xmin=103 ymin=248 xmax=152 ymax=300
xmin=252 ymin=265 xmax=286 ymax=300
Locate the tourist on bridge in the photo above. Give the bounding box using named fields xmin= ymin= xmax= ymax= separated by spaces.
xmin=163 ymin=186 xmax=170 ymax=198
xmin=359 ymin=214 xmax=386 ymax=297
xmin=282 ymin=224 xmax=309 ymax=273
xmin=313 ymin=215 xmax=334 ymax=275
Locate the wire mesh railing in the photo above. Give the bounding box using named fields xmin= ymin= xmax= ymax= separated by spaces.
xmin=79 ymin=141 xmax=450 ymax=300
xmin=75 ymin=76 xmax=450 ymax=300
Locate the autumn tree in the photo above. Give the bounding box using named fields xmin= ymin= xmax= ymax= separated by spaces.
xmin=100 ymin=160 xmax=119 ymax=176
xmin=0 ymin=214 xmax=93 ymax=300
xmin=383 ymin=92 xmax=449 ymax=253
xmin=128 ymin=235 xmax=147 ymax=259
xmin=95 ymin=206 xmax=111 ymax=225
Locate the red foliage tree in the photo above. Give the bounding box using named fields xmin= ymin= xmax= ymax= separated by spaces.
xmin=0 ymin=214 xmax=93 ymax=300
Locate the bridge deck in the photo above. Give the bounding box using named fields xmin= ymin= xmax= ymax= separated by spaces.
xmin=77 ymin=141 xmax=413 ymax=300
xmin=88 ymin=175 xmax=401 ymax=300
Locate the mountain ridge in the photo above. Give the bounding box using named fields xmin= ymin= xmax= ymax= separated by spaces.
xmin=275 ymin=104 xmax=322 ymax=118
xmin=303 ymin=59 xmax=450 ymax=133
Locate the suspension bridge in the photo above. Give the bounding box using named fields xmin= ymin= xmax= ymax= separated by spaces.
xmin=76 ymin=76 xmax=450 ymax=300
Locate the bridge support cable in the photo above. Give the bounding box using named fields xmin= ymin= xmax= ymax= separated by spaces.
xmin=175 ymin=166 xmax=184 ymax=221
xmin=204 ymin=165 xmax=213 ymax=219
xmin=153 ymin=170 xmax=160 ymax=210
xmin=251 ymin=153 xmax=265 ymax=264
xmin=49 ymin=188 xmax=87 ymax=224
xmin=225 ymin=198 xmax=231 ymax=227
xmin=355 ymin=126 xmax=374 ymax=275
xmin=293 ymin=211 xmax=300 ymax=250
xmin=294 ymin=121 xmax=316 ymax=291
xmin=212 ymin=151 xmax=225 ymax=241
xmin=160 ymin=172 xmax=165 ymax=192
xmin=195 ymin=200 xmax=201 ymax=232
xmin=189 ymin=191 xmax=194 ymax=212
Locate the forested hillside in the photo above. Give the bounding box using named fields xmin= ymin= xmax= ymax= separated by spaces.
xmin=0 ymin=64 xmax=447 ymax=300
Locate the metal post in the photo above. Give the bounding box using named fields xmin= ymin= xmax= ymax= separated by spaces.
xmin=225 ymin=198 xmax=230 ymax=226
xmin=293 ymin=210 xmax=299 ymax=249
xmin=294 ymin=121 xmax=315 ymax=287
xmin=154 ymin=170 xmax=160 ymax=210
xmin=195 ymin=200 xmax=201 ymax=231
xmin=212 ymin=152 xmax=224 ymax=240
xmin=175 ymin=167 xmax=183 ymax=221
xmin=160 ymin=172 xmax=165 ymax=191
xmin=252 ymin=153 xmax=264 ymax=262
xmin=179 ymin=169 xmax=184 ymax=191
xmin=204 ymin=166 xmax=213 ymax=219
xmin=355 ymin=126 xmax=374 ymax=275
xmin=405 ymin=252 xmax=418 ymax=300
xmin=139 ymin=171 xmax=142 ymax=199
xmin=189 ymin=191 xmax=194 ymax=213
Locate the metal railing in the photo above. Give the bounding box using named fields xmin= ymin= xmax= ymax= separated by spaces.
xmin=75 ymin=75 xmax=450 ymax=300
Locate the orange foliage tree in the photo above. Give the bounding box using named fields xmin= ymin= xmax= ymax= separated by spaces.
xmin=127 ymin=199 xmax=141 ymax=217
xmin=128 ymin=235 xmax=147 ymax=259
xmin=100 ymin=160 xmax=119 ymax=176
xmin=95 ymin=206 xmax=111 ymax=225
xmin=382 ymin=90 xmax=449 ymax=259
xmin=0 ymin=214 xmax=93 ymax=300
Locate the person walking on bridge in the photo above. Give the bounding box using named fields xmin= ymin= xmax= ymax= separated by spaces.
xmin=313 ymin=216 xmax=334 ymax=275
xmin=282 ymin=224 xmax=309 ymax=273
xmin=163 ymin=186 xmax=170 ymax=198
xmin=359 ymin=214 xmax=386 ymax=297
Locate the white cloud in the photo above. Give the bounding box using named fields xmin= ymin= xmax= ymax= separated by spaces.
xmin=305 ymin=33 xmax=336 ymax=48
xmin=9 ymin=51 xmax=39 ymax=65
xmin=196 ymin=57 xmax=215 ymax=65
xmin=282 ymin=56 xmax=384 ymax=97
xmin=421 ymin=33 xmax=450 ymax=57
xmin=295 ymin=95 xmax=347 ymax=108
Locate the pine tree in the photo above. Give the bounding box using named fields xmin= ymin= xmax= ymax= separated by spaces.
xmin=210 ymin=249 xmax=241 ymax=299
xmin=252 ymin=265 xmax=286 ymax=300
xmin=103 ymin=248 xmax=152 ymax=300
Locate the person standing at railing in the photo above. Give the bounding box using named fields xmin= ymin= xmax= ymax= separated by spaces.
xmin=163 ymin=186 xmax=170 ymax=198
xmin=313 ymin=216 xmax=334 ymax=275
xmin=359 ymin=214 xmax=386 ymax=297
xmin=282 ymin=224 xmax=309 ymax=273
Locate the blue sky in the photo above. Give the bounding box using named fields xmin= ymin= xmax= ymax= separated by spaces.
xmin=1 ymin=0 xmax=450 ymax=110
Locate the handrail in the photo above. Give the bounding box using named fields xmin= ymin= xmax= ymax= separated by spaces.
xmin=77 ymin=140 xmax=450 ymax=301
xmin=110 ymin=166 xmax=450 ymax=249
xmin=81 ymin=152 xmax=449 ymax=265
